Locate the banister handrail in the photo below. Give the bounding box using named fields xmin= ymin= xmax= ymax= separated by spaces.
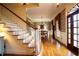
xmin=0 ymin=4 xmax=37 ymax=29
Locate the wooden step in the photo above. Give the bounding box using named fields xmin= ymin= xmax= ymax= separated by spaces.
xmin=6 ymin=31 xmax=35 ymax=48
xmin=5 ymin=31 xmax=35 ymax=50
xmin=4 ymin=50 xmax=35 ymax=56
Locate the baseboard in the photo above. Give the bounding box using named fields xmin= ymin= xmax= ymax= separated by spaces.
xmin=55 ymin=38 xmax=67 ymax=48
xmin=4 ymin=54 xmax=34 ymax=56
xmin=54 ymin=38 xmax=78 ymax=56
xmin=0 ymin=53 xmax=35 ymax=56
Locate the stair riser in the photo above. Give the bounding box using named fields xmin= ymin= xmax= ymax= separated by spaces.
xmin=1 ymin=19 xmax=35 ymax=55
xmin=28 ymin=40 xmax=35 ymax=48
xmin=23 ymin=38 xmax=33 ymax=43
xmin=18 ymin=34 xmax=30 ymax=39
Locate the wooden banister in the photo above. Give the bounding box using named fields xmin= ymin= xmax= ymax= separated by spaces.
xmin=0 ymin=4 xmax=37 ymax=29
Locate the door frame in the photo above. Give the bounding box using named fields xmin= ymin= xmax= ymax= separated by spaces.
xmin=67 ymin=9 xmax=79 ymax=55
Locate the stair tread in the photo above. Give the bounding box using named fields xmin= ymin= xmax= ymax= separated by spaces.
xmin=1 ymin=19 xmax=35 ymax=56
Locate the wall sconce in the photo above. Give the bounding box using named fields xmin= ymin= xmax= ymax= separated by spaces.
xmin=56 ymin=3 xmax=59 ymax=8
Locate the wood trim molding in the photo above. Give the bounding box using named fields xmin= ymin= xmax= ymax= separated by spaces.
xmin=0 ymin=53 xmax=35 ymax=56
xmin=0 ymin=4 xmax=37 ymax=29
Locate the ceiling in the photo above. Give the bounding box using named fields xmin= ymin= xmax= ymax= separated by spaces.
xmin=27 ymin=3 xmax=64 ymax=22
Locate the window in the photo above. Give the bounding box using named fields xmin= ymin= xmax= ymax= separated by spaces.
xmin=68 ymin=9 xmax=79 ymax=48
xmin=67 ymin=4 xmax=79 ymax=55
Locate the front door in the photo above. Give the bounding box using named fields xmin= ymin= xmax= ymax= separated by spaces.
xmin=67 ymin=9 xmax=79 ymax=55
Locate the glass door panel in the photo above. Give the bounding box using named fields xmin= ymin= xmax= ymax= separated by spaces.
xmin=78 ymin=35 xmax=79 ymax=41
xmin=73 ymin=14 xmax=77 ymax=21
xmin=68 ymin=28 xmax=71 ymax=33
xmin=73 ymin=21 xmax=77 ymax=27
xmin=78 ymin=42 xmax=79 ymax=48
xmin=73 ymin=41 xmax=78 ymax=47
xmin=74 ymin=28 xmax=77 ymax=34
xmin=78 ymin=28 xmax=79 ymax=34
xmin=68 ymin=17 xmax=71 ymax=44
xmin=78 ymin=14 xmax=79 ymax=20
xmin=68 ymin=23 xmax=71 ymax=27
xmin=67 ymin=5 xmax=79 ymax=55
xmin=78 ymin=21 xmax=79 ymax=27
xmin=68 ymin=38 xmax=71 ymax=44
xmin=68 ymin=17 xmax=71 ymax=22
xmin=68 ymin=34 xmax=71 ymax=38
xmin=74 ymin=34 xmax=77 ymax=41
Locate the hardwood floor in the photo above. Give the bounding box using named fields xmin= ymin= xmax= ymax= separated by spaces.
xmin=39 ymin=39 xmax=76 ymax=56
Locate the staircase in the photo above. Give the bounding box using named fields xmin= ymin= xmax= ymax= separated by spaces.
xmin=0 ymin=18 xmax=36 ymax=56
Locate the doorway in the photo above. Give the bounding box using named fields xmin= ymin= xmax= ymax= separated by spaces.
xmin=67 ymin=9 xmax=79 ymax=55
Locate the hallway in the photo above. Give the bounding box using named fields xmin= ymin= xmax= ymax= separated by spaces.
xmin=0 ymin=3 xmax=79 ymax=56
xmin=39 ymin=39 xmax=75 ymax=56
